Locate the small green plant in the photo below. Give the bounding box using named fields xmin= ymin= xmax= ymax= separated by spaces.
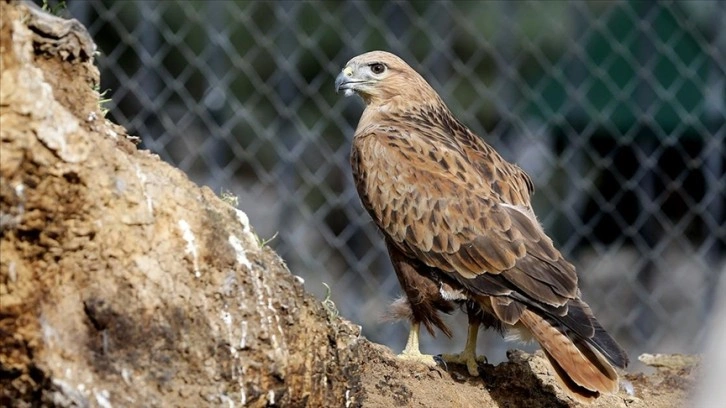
xmin=98 ymin=89 xmax=112 ymax=117
xmin=92 ymin=83 xmax=112 ymax=117
xmin=219 ymin=189 xmax=239 ymax=207
xmin=41 ymin=0 xmax=67 ymax=16
xmin=256 ymin=231 xmax=278 ymax=248
xmin=321 ymin=283 xmax=339 ymax=320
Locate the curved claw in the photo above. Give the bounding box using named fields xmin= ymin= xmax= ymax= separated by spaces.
xmin=433 ymin=354 xmax=448 ymax=371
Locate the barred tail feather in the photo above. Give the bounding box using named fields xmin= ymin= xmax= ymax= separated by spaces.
xmin=519 ymin=309 xmax=619 ymax=402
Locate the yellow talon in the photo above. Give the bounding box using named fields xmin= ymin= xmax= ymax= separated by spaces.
xmin=396 ymin=322 xmax=439 ymax=367
xmin=440 ymin=322 xmax=486 ymax=376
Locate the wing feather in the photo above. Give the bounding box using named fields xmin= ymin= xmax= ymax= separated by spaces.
xmin=352 ymin=127 xmax=577 ymax=307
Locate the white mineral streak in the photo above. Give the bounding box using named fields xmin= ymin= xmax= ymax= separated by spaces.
xmin=178 ymin=219 xmax=200 ymax=278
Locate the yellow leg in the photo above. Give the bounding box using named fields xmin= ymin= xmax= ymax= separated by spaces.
xmin=397 ymin=322 xmax=438 ymax=366
xmin=440 ymin=322 xmax=487 ymax=376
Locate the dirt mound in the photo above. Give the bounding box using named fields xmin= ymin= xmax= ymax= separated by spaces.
xmin=1 ymin=2 xmax=359 ymax=406
xmin=358 ymin=343 xmax=695 ymax=407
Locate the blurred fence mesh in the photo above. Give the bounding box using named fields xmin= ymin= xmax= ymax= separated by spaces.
xmin=50 ymin=0 xmax=725 ymax=363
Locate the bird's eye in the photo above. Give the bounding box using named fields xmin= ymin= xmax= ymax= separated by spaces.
xmin=370 ymin=63 xmax=386 ymax=75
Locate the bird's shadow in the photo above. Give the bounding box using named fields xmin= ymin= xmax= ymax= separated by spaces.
xmin=436 ymin=354 xmax=570 ymax=408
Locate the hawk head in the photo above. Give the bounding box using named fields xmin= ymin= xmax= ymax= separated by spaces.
xmin=335 ymin=50 xmax=439 ymax=106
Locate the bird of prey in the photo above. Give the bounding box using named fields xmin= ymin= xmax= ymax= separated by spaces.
xmin=336 ymin=50 xmax=628 ymax=401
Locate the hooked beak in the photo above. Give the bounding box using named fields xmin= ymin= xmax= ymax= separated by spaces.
xmin=335 ymin=66 xmax=356 ymax=95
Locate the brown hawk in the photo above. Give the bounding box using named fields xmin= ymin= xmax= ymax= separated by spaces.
xmin=336 ymin=51 xmax=628 ymax=401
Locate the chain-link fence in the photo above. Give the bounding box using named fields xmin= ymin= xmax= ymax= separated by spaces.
xmin=46 ymin=0 xmax=725 ymax=367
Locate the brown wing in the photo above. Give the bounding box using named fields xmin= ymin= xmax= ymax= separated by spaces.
xmin=351 ymin=127 xmax=577 ymax=308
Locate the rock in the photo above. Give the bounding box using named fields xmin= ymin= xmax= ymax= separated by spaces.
xmin=0 ymin=2 xmax=360 ymax=407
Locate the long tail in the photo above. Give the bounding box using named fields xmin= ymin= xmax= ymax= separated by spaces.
xmin=519 ymin=308 xmax=621 ymax=402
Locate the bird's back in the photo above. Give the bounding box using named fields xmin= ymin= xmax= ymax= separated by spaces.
xmin=353 ymin=104 xmax=534 ymax=211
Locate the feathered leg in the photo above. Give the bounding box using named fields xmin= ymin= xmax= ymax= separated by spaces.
xmin=386 ymin=240 xmax=455 ymax=367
